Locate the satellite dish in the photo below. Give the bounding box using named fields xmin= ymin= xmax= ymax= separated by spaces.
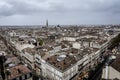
xmin=57 ymin=55 xmax=66 ymax=61
xmin=9 ymin=63 xmax=15 ymax=67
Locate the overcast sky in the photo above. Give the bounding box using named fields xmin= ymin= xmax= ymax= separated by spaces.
xmin=0 ymin=0 xmax=120 ymax=25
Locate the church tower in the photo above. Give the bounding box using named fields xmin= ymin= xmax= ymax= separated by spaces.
xmin=46 ymin=19 xmax=48 ymax=27
xmin=46 ymin=20 xmax=48 ymax=35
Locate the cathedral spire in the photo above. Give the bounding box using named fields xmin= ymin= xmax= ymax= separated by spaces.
xmin=46 ymin=19 xmax=48 ymax=27
xmin=46 ymin=19 xmax=48 ymax=35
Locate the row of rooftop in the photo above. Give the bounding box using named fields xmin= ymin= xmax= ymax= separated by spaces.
xmin=0 ymin=38 xmax=32 ymax=80
xmin=0 ymin=25 xmax=120 ymax=80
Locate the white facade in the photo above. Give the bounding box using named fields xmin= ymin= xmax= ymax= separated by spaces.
xmin=102 ymin=66 xmax=120 ymax=80
xmin=72 ymin=42 xmax=81 ymax=49
xmin=43 ymin=63 xmax=78 ymax=80
xmin=61 ymin=37 xmax=76 ymax=41
xmin=14 ymin=43 xmax=35 ymax=51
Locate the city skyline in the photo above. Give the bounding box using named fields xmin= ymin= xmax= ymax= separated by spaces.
xmin=0 ymin=0 xmax=120 ymax=25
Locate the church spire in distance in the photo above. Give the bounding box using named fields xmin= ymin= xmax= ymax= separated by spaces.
xmin=46 ymin=19 xmax=49 ymax=35
xmin=46 ymin=19 xmax=48 ymax=27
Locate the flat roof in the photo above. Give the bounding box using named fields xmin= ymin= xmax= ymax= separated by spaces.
xmin=46 ymin=54 xmax=77 ymax=71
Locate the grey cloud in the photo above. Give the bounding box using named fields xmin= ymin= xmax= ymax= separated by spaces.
xmin=0 ymin=0 xmax=119 ymax=16
xmin=0 ymin=0 xmax=120 ymax=25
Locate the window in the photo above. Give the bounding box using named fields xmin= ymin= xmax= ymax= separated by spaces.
xmin=36 ymin=57 xmax=40 ymax=61
xmin=27 ymin=73 xmax=30 ymax=78
xmin=22 ymin=75 xmax=25 ymax=80
xmin=15 ymin=77 xmax=20 ymax=80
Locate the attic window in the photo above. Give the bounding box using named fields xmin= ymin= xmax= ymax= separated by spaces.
xmin=47 ymin=58 xmax=49 ymax=60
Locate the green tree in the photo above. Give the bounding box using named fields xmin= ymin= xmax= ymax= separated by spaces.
xmin=38 ymin=38 xmax=44 ymax=46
